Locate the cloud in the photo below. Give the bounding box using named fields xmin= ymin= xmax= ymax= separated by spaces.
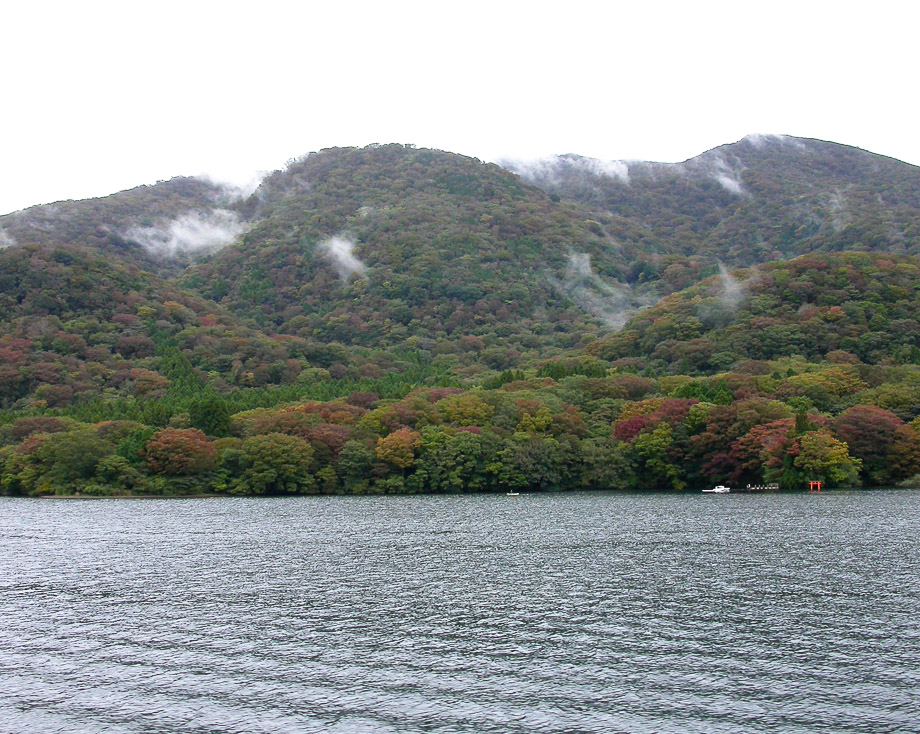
xmin=548 ymin=251 xmax=649 ymax=329
xmin=708 ymin=155 xmax=746 ymax=196
xmin=318 ymin=235 xmax=367 ymax=280
xmin=200 ymin=171 xmax=266 ymax=202
xmin=582 ymin=158 xmax=630 ymax=183
xmin=827 ymin=189 xmax=849 ymax=232
xmin=743 ymin=133 xmax=786 ymax=148
xmin=718 ymin=261 xmax=744 ymax=308
xmin=715 ymin=174 xmax=744 ymax=195
xmin=125 ymin=209 xmax=245 ymax=258
xmin=502 ymin=154 xmax=630 ymax=185
xmin=742 ymin=133 xmax=806 ymax=151
xmin=0 ymin=229 xmax=14 ymax=249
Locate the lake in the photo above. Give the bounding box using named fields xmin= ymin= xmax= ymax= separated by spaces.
xmin=0 ymin=491 xmax=917 ymax=733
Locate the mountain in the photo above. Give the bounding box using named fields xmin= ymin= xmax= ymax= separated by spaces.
xmin=505 ymin=135 xmax=920 ymax=283
xmin=588 ymin=251 xmax=920 ymax=375
xmin=180 ymin=145 xmax=650 ymax=360
xmin=5 ymin=138 xmax=920 ymax=495
xmin=0 ymin=177 xmax=237 ymax=275
xmin=2 ymin=137 xmax=920 ymax=410
xmin=0 ymin=242 xmax=311 ymax=411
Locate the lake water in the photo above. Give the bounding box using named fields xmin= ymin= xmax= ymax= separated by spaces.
xmin=0 ymin=491 xmax=918 ymax=733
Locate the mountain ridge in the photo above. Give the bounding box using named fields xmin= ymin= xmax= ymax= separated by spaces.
xmin=1 ymin=135 xmax=919 ymax=401
xmin=5 ymin=136 xmax=920 ymax=495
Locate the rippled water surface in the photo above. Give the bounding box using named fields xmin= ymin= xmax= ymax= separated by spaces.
xmin=1 ymin=491 xmax=918 ymax=733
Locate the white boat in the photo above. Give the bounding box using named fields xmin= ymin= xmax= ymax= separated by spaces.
xmin=702 ymin=485 xmax=731 ymax=493
xmin=506 ymin=491 xmax=520 ymax=496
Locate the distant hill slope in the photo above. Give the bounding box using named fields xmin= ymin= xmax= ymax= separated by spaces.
xmin=2 ymin=137 xmax=920 ymax=385
xmin=181 ymin=145 xmax=649 ymax=359
xmin=0 ymin=177 xmax=235 ymax=275
xmin=0 ymin=243 xmax=317 ymax=409
xmin=588 ymin=251 xmax=920 ymax=373
xmin=505 ymin=135 xmax=920 ymax=270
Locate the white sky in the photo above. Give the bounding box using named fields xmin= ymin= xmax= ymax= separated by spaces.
xmin=2 ymin=0 xmax=918 ymax=215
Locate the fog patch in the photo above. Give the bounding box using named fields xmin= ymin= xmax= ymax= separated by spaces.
xmin=501 ymin=156 xmax=565 ymax=185
xmin=549 ymin=252 xmax=649 ymax=329
xmin=718 ymin=261 xmax=744 ymax=308
xmin=319 ymin=235 xmax=367 ymax=280
xmin=200 ymin=171 xmax=267 ymax=202
xmin=502 ymin=155 xmax=630 ymax=185
xmin=709 ymin=156 xmax=746 ymax=196
xmin=578 ymin=157 xmax=630 ymax=183
xmin=827 ymin=190 xmax=849 ymax=232
xmin=0 ymin=229 xmax=14 ymax=249
xmin=743 ymin=133 xmax=790 ymax=148
xmin=126 ymin=209 xmax=245 ymax=258
xmin=715 ymin=174 xmax=743 ymax=195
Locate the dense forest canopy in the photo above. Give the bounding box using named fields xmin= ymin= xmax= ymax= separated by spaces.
xmin=2 ymin=137 xmax=920 ymax=495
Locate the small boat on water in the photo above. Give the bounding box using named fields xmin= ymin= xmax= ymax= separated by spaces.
xmin=702 ymin=485 xmax=731 ymax=494
xmin=506 ymin=491 xmax=520 ymax=496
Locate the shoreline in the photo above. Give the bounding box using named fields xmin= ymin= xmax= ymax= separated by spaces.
xmin=25 ymin=486 xmax=919 ymax=499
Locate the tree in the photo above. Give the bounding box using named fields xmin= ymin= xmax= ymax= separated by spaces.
xmin=887 ymin=425 xmax=920 ymax=482
xmin=375 ymin=429 xmax=422 ymax=471
xmin=234 ymin=433 xmax=315 ymax=495
xmin=38 ymin=429 xmax=115 ymax=484
xmin=302 ymin=423 xmax=352 ymax=466
xmin=793 ymin=430 xmax=861 ymax=487
xmin=833 ymin=405 xmax=902 ymax=485
xmin=143 ymin=428 xmax=216 ymax=476
xmin=629 ymin=424 xmax=686 ymax=490
xmin=188 ymin=395 xmax=232 ymax=437
xmin=7 ymin=428 xmax=118 ymax=494
xmin=503 ymin=433 xmax=575 ymax=491
xmin=338 ymin=440 xmax=376 ymax=491
xmin=435 ymin=392 xmax=494 ymax=426
xmin=580 ymin=438 xmax=636 ymax=490
xmin=414 ymin=427 xmax=502 ymax=493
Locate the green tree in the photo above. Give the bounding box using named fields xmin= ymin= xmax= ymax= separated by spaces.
xmin=580 ymin=438 xmax=636 ymax=490
xmin=188 ymin=395 xmax=232 ymax=437
xmin=630 ymin=424 xmax=685 ymax=490
xmin=233 ymin=433 xmax=315 ymax=494
xmin=415 ymin=427 xmax=502 ymax=493
xmin=793 ymin=430 xmax=861 ymax=487
xmin=37 ymin=429 xmax=115 ymax=486
xmin=338 ymin=440 xmax=376 ymax=491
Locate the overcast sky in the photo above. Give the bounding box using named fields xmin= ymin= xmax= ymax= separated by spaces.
xmin=2 ymin=0 xmax=917 ymax=215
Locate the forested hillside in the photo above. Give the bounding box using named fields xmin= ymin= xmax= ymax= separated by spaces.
xmin=3 ymin=138 xmax=920 ymax=496
xmin=508 ymin=135 xmax=920 ymax=277
xmin=0 ymin=177 xmax=230 ymax=275
xmin=591 ymin=252 xmax=920 ymax=371
xmin=181 ymin=145 xmax=650 ymax=355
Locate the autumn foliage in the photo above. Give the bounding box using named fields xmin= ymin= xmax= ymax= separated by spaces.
xmin=143 ymin=428 xmax=216 ymax=475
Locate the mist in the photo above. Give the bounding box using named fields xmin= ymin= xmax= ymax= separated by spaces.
xmin=125 ymin=209 xmax=245 ymax=258
xmin=502 ymin=155 xmax=630 ymax=185
xmin=718 ymin=261 xmax=744 ymax=308
xmin=200 ymin=172 xmax=266 ymax=202
xmin=827 ymin=190 xmax=849 ymax=232
xmin=709 ymin=156 xmax=746 ymax=196
xmin=0 ymin=229 xmax=14 ymax=249
xmin=549 ymin=252 xmax=648 ymax=329
xmin=319 ymin=235 xmax=367 ymax=280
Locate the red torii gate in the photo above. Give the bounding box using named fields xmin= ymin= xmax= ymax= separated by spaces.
xmin=809 ymin=480 xmax=822 ymax=492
